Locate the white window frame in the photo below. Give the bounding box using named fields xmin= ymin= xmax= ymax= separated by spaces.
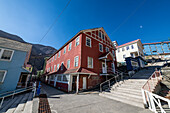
xmin=112 ymin=50 xmax=115 ymax=56
xmin=67 ymin=59 xmax=70 ymax=69
xmin=0 ymin=48 xmax=14 ymax=61
xmin=58 ymin=51 xmax=61 ymax=58
xmin=99 ymin=43 xmax=103 ymax=52
xmin=0 ymin=70 xmax=7 ymax=83
xmin=106 ymin=47 xmax=109 ymax=52
xmin=86 ymin=37 xmax=91 ymax=47
xmin=64 ymin=47 xmax=66 ymax=54
xmin=57 ymin=64 xmax=59 ymax=71
xmin=87 ymin=57 xmax=93 ymax=68
xmin=68 ymin=42 xmax=72 ymax=51
xmin=102 ymin=33 xmax=105 ymax=40
xmin=74 ymin=56 xmax=79 ymax=67
xmin=98 ymin=31 xmax=102 ymax=38
xmin=54 ymin=65 xmax=56 ymax=71
xmin=75 ymin=36 xmax=80 ymax=46
xmin=55 ymin=54 xmax=57 ymax=60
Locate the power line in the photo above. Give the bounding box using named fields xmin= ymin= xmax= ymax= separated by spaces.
xmin=110 ymin=0 xmax=146 ymax=36
xmin=39 ymin=0 xmax=72 ymax=43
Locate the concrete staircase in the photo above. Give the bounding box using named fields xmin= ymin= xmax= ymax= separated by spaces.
xmin=0 ymin=91 xmax=33 ymax=113
xmin=99 ymin=67 xmax=155 ymax=108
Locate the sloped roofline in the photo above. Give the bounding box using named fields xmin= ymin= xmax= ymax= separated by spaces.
xmin=116 ymin=39 xmax=141 ymax=48
xmin=47 ymin=27 xmax=114 ymax=60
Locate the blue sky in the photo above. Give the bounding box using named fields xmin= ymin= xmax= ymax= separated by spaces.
xmin=0 ymin=0 xmax=170 ymax=49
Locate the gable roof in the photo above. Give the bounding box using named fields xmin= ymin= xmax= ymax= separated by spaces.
xmin=116 ymin=39 xmax=140 ymax=48
xmin=47 ymin=27 xmax=114 ymax=60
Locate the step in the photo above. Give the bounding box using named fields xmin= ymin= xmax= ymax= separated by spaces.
xmin=112 ymin=88 xmax=142 ymax=96
xmin=0 ymin=95 xmax=22 ymax=113
xmin=23 ymin=92 xmax=33 ymax=113
xmin=110 ymin=90 xmax=143 ymax=100
xmin=6 ymin=94 xmax=25 ymax=113
xmin=115 ymin=87 xmax=142 ymax=93
xmin=14 ymin=92 xmax=30 ymax=113
xmin=99 ymin=92 xmax=144 ymax=108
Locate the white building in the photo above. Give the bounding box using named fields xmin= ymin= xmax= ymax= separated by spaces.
xmin=113 ymin=39 xmax=144 ymax=63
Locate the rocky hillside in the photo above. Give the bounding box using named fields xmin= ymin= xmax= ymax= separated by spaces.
xmin=0 ymin=30 xmax=57 ymax=74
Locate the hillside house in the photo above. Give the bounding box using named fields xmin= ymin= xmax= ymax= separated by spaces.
xmin=45 ymin=27 xmax=117 ymax=93
xmin=0 ymin=37 xmax=32 ymax=93
xmin=113 ymin=39 xmax=144 ymax=63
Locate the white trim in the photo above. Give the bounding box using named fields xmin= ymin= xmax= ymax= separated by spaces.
xmin=68 ymin=42 xmax=72 ymax=51
xmin=58 ymin=51 xmax=61 ymax=58
xmin=106 ymin=46 xmax=109 ymax=52
xmin=87 ymin=56 xmax=93 ymax=68
xmin=99 ymin=43 xmax=103 ymax=52
xmin=0 ymin=70 xmax=7 ymax=83
xmin=64 ymin=47 xmax=66 ymax=54
xmin=67 ymin=59 xmax=70 ymax=69
xmin=54 ymin=65 xmax=56 ymax=71
xmin=86 ymin=37 xmax=92 ymax=47
xmin=75 ymin=36 xmax=80 ymax=47
xmin=0 ymin=48 xmax=14 ymax=61
xmin=74 ymin=56 xmax=79 ymax=67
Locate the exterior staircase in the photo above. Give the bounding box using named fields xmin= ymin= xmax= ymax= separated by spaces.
xmin=0 ymin=91 xmax=33 ymax=113
xmin=99 ymin=67 xmax=155 ymax=108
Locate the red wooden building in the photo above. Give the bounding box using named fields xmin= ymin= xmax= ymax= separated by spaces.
xmin=45 ymin=27 xmax=117 ymax=93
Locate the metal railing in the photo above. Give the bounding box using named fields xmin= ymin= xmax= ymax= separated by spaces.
xmin=0 ymin=82 xmax=36 ymax=108
xmin=141 ymin=71 xmax=170 ymax=113
xmin=100 ymin=70 xmax=124 ymax=92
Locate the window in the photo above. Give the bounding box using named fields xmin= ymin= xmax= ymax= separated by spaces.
xmin=67 ymin=59 xmax=70 ymax=69
xmin=106 ymin=47 xmax=109 ymax=52
xmin=126 ymin=46 xmax=129 ymax=50
xmin=86 ymin=37 xmax=91 ymax=47
xmin=57 ymin=64 xmax=59 ymax=70
xmin=118 ymin=49 xmax=120 ymax=53
xmin=102 ymin=33 xmax=105 ymax=40
xmin=99 ymin=31 xmax=102 ymax=38
xmin=57 ymin=75 xmax=62 ymax=81
xmin=122 ymin=47 xmax=125 ymax=51
xmin=0 ymin=48 xmax=14 ymax=61
xmin=51 ymin=66 xmax=53 ymax=71
xmin=61 ymin=62 xmax=64 ymax=70
xmin=75 ymin=37 xmax=80 ymax=46
xmin=63 ymin=75 xmax=69 ymax=82
xmin=64 ymin=47 xmax=66 ymax=54
xmin=131 ymin=45 xmax=134 ymax=49
xmin=68 ymin=42 xmax=72 ymax=51
xmin=52 ymin=56 xmax=54 ymax=62
xmin=0 ymin=70 xmax=7 ymax=83
xmin=99 ymin=43 xmax=103 ymax=52
xmin=112 ymin=50 xmax=115 ymax=56
xmin=54 ymin=65 xmax=56 ymax=71
xmin=88 ymin=57 xmax=93 ymax=68
xmin=55 ymin=54 xmax=57 ymax=60
xmin=123 ymin=55 xmax=126 ymax=59
xmin=58 ymin=51 xmax=61 ymax=58
xmin=74 ymin=56 xmax=79 ymax=67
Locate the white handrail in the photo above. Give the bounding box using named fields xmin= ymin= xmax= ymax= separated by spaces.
xmin=0 ymin=82 xmax=36 ymax=108
xmin=141 ymin=70 xmax=170 ymax=113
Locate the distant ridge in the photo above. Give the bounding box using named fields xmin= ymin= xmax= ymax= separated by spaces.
xmin=0 ymin=30 xmax=57 ymax=74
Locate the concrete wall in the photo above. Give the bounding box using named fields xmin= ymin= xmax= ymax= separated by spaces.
xmin=0 ymin=47 xmax=27 ymax=93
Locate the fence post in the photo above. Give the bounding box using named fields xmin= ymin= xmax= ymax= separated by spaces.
xmin=109 ymin=81 xmax=110 ymax=88
xmin=141 ymin=89 xmax=148 ymax=108
xmin=100 ymin=84 xmax=102 ymax=92
xmin=149 ymin=92 xmax=156 ymax=112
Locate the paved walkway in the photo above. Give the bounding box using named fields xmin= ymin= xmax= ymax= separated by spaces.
xmin=41 ymin=84 xmax=151 ymax=113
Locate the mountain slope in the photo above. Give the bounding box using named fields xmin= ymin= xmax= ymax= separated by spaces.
xmin=0 ymin=30 xmax=56 ymax=74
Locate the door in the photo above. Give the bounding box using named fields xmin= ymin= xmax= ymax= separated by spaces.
xmin=83 ymin=77 xmax=86 ymax=89
xmin=72 ymin=76 xmax=77 ymax=91
xmin=102 ymin=62 xmax=107 ymax=73
xmin=111 ymin=63 xmax=115 ymax=73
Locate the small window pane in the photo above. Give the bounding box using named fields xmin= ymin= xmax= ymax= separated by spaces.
xmin=1 ymin=50 xmax=13 ymax=60
xmin=86 ymin=37 xmax=91 ymax=47
xmin=63 ymin=75 xmax=69 ymax=82
xmin=0 ymin=71 xmax=6 ymax=83
xmin=57 ymin=75 xmax=62 ymax=81
xmin=76 ymin=37 xmax=79 ymax=46
xmin=88 ymin=57 xmax=93 ymax=68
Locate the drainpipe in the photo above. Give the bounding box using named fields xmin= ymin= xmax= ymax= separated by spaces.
xmin=76 ymin=73 xmax=79 ymax=94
